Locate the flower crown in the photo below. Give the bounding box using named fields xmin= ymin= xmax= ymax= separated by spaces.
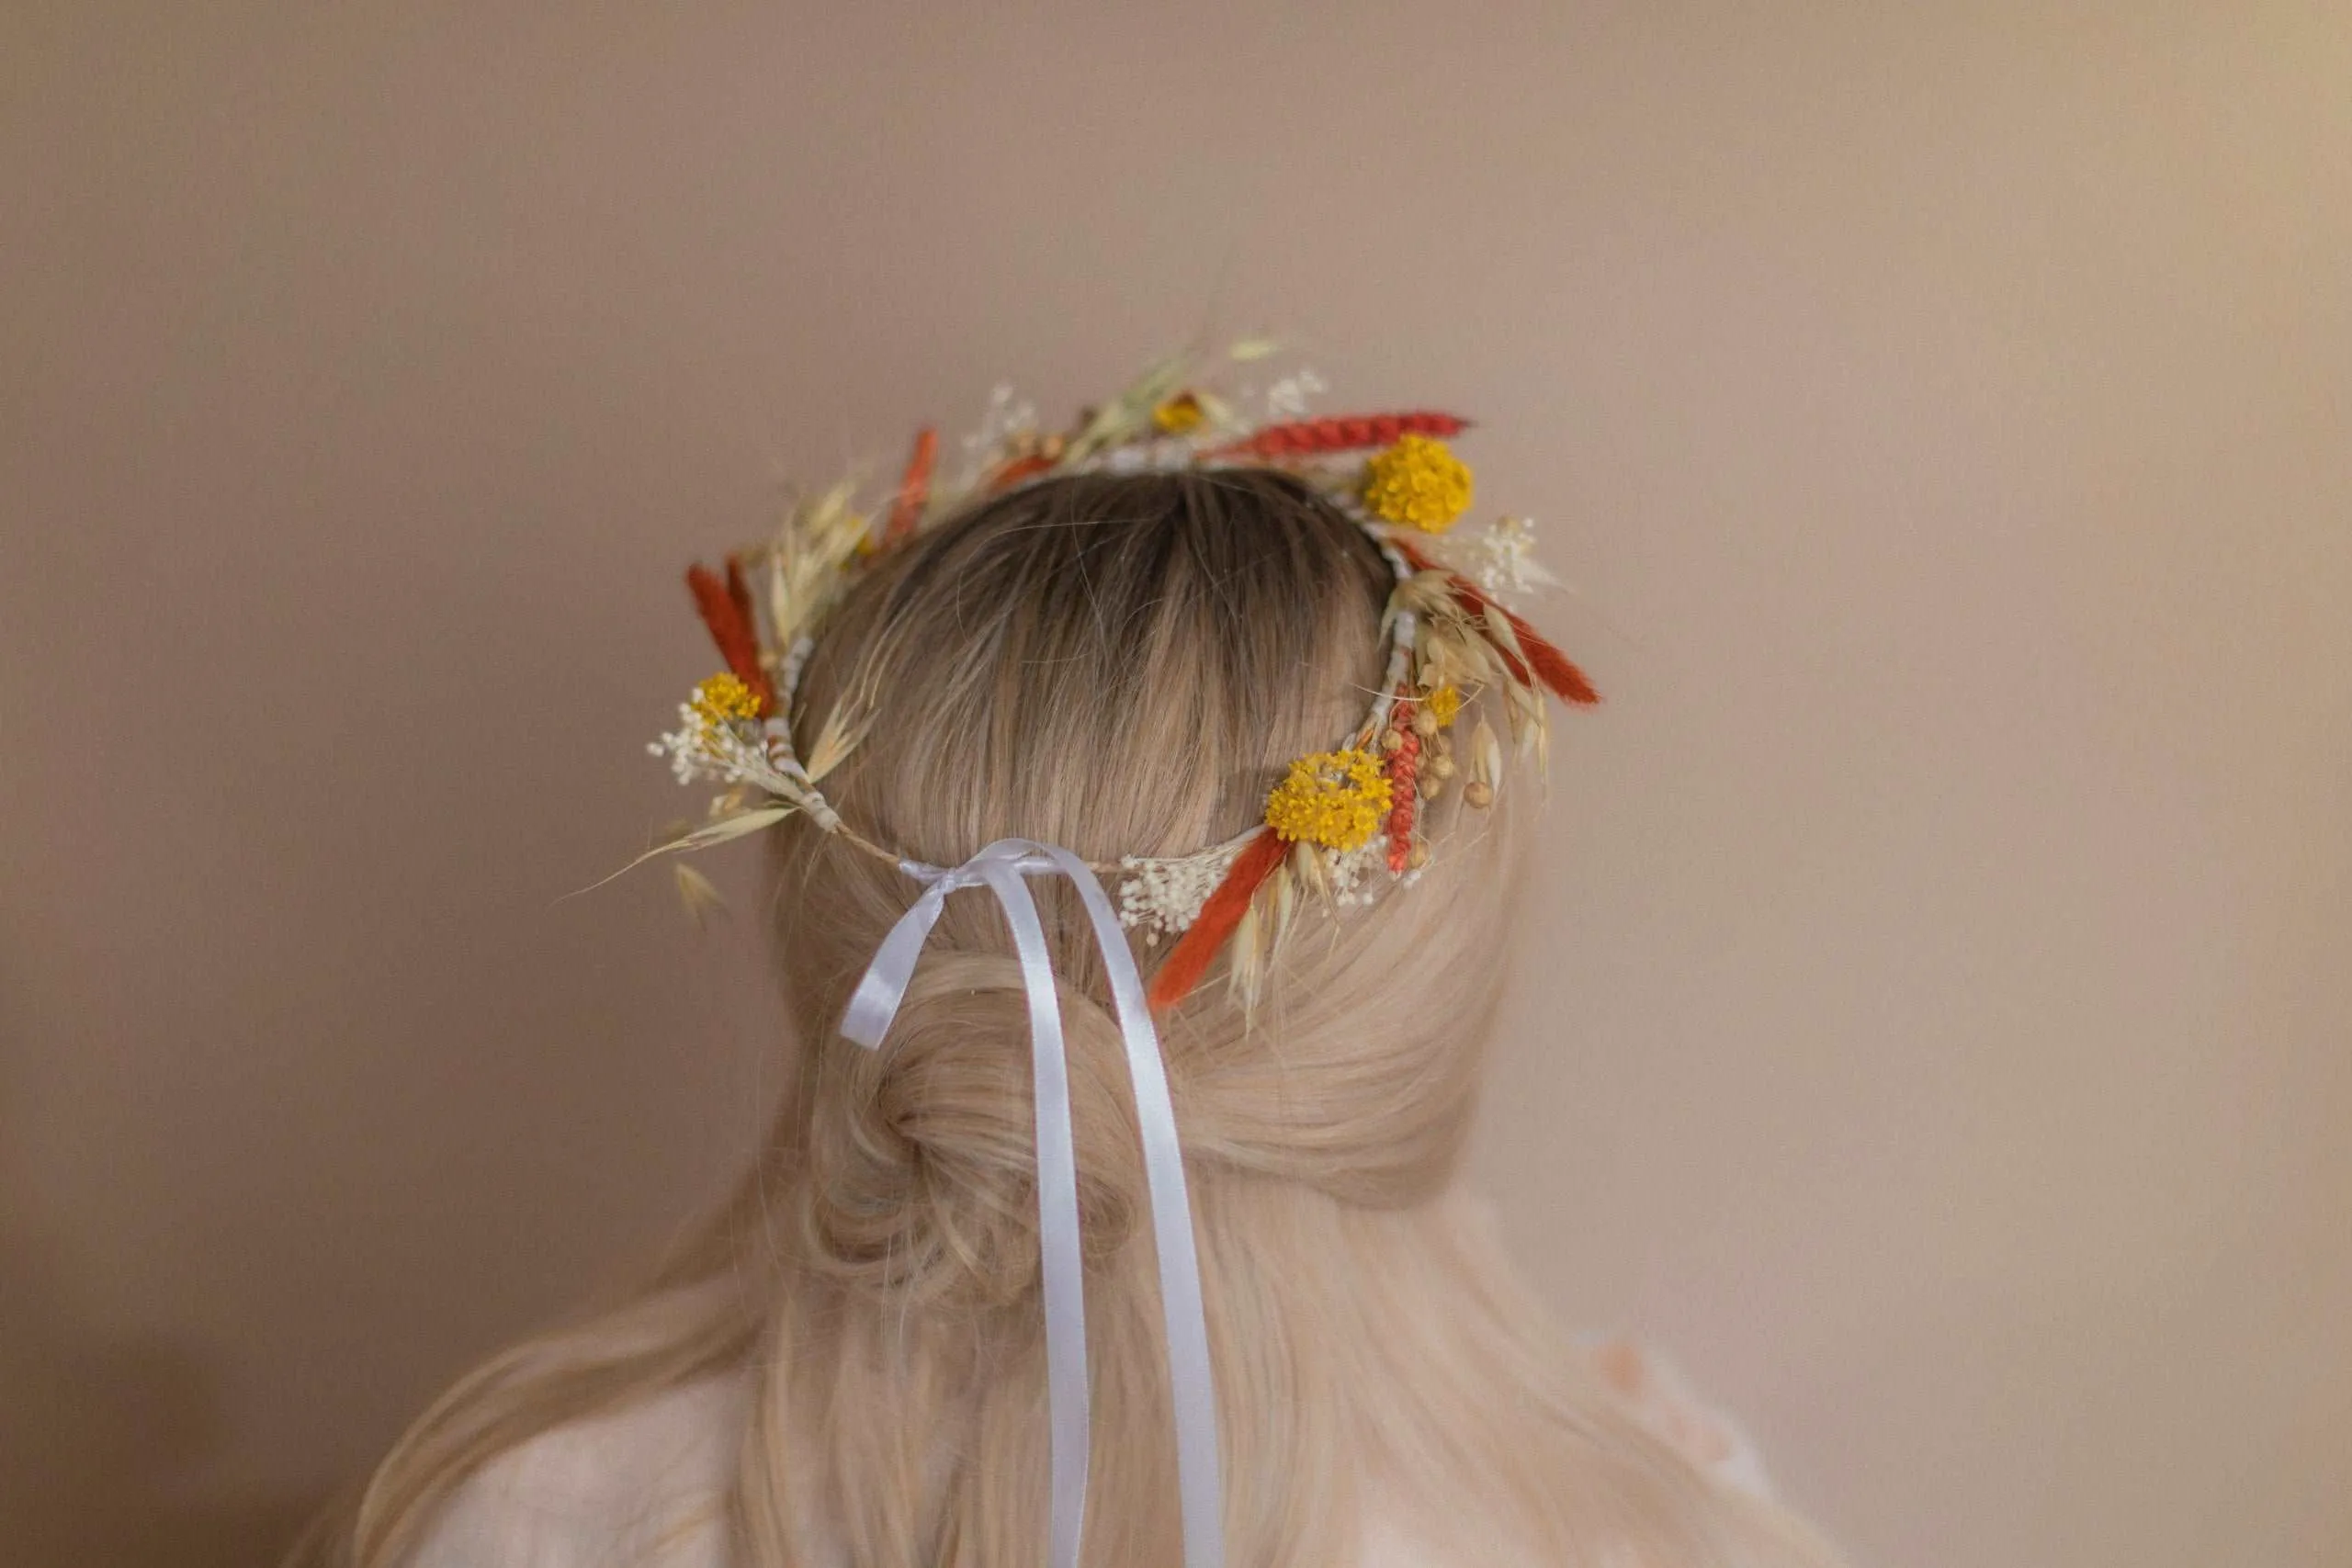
xmin=644 ymin=343 xmax=1598 ymax=1011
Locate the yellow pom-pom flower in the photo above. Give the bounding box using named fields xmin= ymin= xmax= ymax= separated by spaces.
xmin=1152 ymin=391 xmax=1206 ymax=434
xmin=1362 ymin=434 xmax=1474 ymax=532
xmin=1264 ymin=748 xmax=1394 ymax=852
xmin=690 ymin=673 xmax=763 ymax=727
xmin=1422 ymin=683 xmax=1464 ymax=728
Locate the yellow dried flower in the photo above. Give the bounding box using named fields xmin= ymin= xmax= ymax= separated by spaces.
xmin=1152 ymin=391 xmax=1205 ymax=434
xmin=690 ymin=673 xmax=763 ymax=727
xmin=1264 ymin=748 xmax=1393 ymax=851
xmin=1362 ymin=434 xmax=1473 ymax=532
xmin=1423 ymin=683 xmax=1463 ymax=728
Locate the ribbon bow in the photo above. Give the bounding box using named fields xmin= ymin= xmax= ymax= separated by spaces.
xmin=841 ymin=839 xmax=1224 ymax=1568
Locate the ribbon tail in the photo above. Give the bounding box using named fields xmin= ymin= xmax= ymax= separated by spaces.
xmin=1036 ymin=846 xmax=1226 ymax=1568
xmin=980 ymin=861 xmax=1091 ymax=1568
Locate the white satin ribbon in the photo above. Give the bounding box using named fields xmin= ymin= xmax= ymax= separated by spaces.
xmin=840 ymin=838 xmax=1224 ymax=1568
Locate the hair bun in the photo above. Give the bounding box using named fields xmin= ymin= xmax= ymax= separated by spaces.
xmin=798 ymin=953 xmax=1145 ymax=1310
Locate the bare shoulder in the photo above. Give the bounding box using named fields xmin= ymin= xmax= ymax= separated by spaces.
xmin=1580 ymin=1337 xmax=1775 ymax=1501
xmin=403 ymin=1372 xmax=748 ymax=1568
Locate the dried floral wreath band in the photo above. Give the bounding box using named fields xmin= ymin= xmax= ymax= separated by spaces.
xmin=642 ymin=341 xmax=1599 ymax=1013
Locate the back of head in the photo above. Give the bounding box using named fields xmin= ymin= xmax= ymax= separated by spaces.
xmin=773 ymin=468 xmax=1525 ymax=1310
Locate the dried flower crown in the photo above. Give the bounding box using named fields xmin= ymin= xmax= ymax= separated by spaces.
xmin=644 ymin=343 xmax=1598 ymax=1011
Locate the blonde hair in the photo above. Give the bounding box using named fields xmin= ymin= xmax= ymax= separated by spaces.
xmin=326 ymin=470 xmax=1842 ymax=1567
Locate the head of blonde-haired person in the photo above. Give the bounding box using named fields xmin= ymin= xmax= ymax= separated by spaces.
xmin=318 ymin=469 xmax=1841 ymax=1568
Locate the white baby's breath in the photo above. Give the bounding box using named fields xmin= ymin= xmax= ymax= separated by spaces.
xmin=1261 ymin=367 xmax=1328 ymax=423
xmin=1115 ymin=839 xmax=1250 ymax=946
xmin=650 ymin=706 xmax=805 ymax=800
xmin=1324 ymin=839 xmax=1394 ymax=909
xmin=1470 ymin=515 xmax=1556 ymax=601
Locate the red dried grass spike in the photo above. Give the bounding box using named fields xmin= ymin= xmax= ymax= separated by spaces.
xmin=1393 ymin=541 xmax=1600 ymax=705
xmin=1514 ymin=623 xmax=1600 ymax=705
xmin=1147 ymin=828 xmax=1288 ymax=1013
xmin=1477 ymin=592 xmax=1598 ymax=705
xmin=724 ymin=553 xmax=758 ymax=634
xmin=882 ymin=426 xmax=938 ymax=547
xmin=987 ymin=451 xmax=1057 ymax=494
xmin=1385 ymin=723 xmax=1420 ymax=874
xmin=1208 ymin=411 xmax=1472 ymax=461
xmin=685 ymin=562 xmax=775 ymax=716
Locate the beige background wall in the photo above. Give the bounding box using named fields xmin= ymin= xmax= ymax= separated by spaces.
xmin=4 ymin=5 xmax=2347 ymax=1565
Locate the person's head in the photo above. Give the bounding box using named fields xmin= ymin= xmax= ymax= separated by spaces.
xmin=769 ymin=468 xmax=1526 ymax=1314
xmin=338 ymin=468 xmax=1839 ymax=1568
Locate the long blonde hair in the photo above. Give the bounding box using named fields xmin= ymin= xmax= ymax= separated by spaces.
xmin=329 ymin=470 xmax=1841 ymax=1567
